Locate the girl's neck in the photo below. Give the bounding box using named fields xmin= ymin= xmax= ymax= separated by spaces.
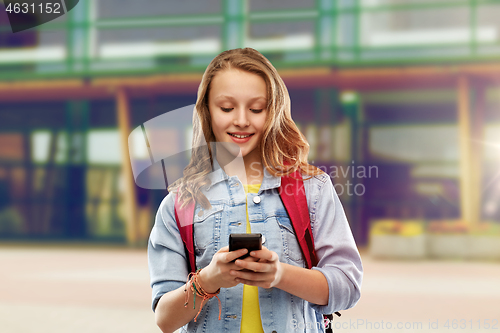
xmin=215 ymin=149 xmax=263 ymax=185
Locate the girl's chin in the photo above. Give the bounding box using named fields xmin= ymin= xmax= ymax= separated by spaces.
xmin=214 ymin=141 xmax=259 ymax=160
xmin=214 ymin=141 xmax=243 ymax=157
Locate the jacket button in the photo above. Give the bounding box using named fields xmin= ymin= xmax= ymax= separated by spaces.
xmin=253 ymin=196 xmax=261 ymax=204
xmin=197 ymin=210 xmax=203 ymax=217
xmin=272 ymin=331 xmax=277 ymax=333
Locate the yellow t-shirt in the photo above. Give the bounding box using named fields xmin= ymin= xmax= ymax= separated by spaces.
xmin=240 ymin=184 xmax=264 ymax=333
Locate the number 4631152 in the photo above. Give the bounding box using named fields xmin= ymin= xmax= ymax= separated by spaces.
xmin=5 ymin=2 xmax=62 ymax=14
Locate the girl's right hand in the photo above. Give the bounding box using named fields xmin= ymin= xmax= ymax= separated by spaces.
xmin=198 ymin=246 xmax=252 ymax=292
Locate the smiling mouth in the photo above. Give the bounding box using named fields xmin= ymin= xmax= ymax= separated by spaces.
xmin=228 ymin=133 xmax=254 ymax=139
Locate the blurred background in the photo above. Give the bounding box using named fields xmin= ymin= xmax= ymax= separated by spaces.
xmin=0 ymin=0 xmax=499 ymax=332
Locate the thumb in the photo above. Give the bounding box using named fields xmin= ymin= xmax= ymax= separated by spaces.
xmin=217 ymin=246 xmax=229 ymax=253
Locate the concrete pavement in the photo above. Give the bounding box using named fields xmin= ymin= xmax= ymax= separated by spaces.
xmin=0 ymin=244 xmax=159 ymax=333
xmin=0 ymin=244 xmax=498 ymax=333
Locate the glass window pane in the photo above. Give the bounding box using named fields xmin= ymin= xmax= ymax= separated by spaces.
xmin=361 ymin=7 xmax=470 ymax=46
xmin=0 ymin=133 xmax=24 ymax=161
xmin=97 ymin=0 xmax=222 ymax=19
xmin=477 ymin=4 xmax=500 ymax=44
xmin=87 ymin=130 xmax=121 ymax=164
xmin=484 ymin=124 xmax=500 ymax=161
xmin=249 ymin=0 xmax=315 ymax=12
xmin=248 ymin=21 xmax=314 ymax=51
xmin=361 ymin=0 xmax=462 ymax=6
xmin=369 ymin=125 xmax=458 ymax=162
xmin=97 ymin=25 xmax=221 ymax=58
xmin=32 ymin=131 xmax=51 ymax=164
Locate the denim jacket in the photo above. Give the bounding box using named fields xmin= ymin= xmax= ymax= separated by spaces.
xmin=148 ymin=159 xmax=363 ymax=333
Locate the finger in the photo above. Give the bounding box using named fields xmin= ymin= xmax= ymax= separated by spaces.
xmin=234 ymin=259 xmax=270 ymax=273
xmin=234 ymin=278 xmax=256 ymax=286
xmin=228 ymin=262 xmax=251 ymax=271
xmin=250 ymin=248 xmax=278 ymax=262
xmin=235 ymin=278 xmax=273 ymax=289
xmin=231 ymin=269 xmax=268 ymax=281
xmin=217 ymin=246 xmax=229 ymax=253
xmin=224 ymin=248 xmax=248 ymax=263
xmin=241 ymin=256 xmax=259 ymax=263
xmin=230 ymin=256 xmax=257 ymax=271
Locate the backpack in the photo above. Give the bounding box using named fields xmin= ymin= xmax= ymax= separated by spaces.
xmin=174 ymin=169 xmax=340 ymax=331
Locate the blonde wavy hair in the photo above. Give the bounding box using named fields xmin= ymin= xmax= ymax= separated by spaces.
xmin=168 ymin=48 xmax=322 ymax=209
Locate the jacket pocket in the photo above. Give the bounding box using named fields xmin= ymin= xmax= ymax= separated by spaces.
xmin=193 ymin=204 xmax=223 ymax=251
xmin=276 ymin=216 xmax=304 ymax=263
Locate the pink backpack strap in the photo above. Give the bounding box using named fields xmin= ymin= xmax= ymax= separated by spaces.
xmin=174 ymin=193 xmax=196 ymax=273
xmin=280 ymin=170 xmax=341 ymax=320
xmin=279 ymin=170 xmax=318 ymax=269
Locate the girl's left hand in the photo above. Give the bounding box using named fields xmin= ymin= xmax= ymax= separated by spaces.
xmin=231 ymin=246 xmax=283 ymax=289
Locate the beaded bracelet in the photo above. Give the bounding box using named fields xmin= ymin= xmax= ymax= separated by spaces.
xmin=184 ymin=268 xmax=222 ymax=322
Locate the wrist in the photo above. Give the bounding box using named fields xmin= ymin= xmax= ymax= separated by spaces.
xmin=275 ymin=262 xmax=288 ymax=290
xmin=198 ymin=268 xmax=219 ymax=293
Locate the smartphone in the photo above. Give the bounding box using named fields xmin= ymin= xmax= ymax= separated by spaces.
xmin=229 ymin=233 xmax=262 ymax=260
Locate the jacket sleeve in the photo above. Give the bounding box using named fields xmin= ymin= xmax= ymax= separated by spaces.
xmin=147 ymin=192 xmax=189 ymax=312
xmin=307 ymin=174 xmax=363 ymax=314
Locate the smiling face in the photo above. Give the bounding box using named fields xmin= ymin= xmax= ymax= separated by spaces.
xmin=208 ymin=69 xmax=268 ymax=165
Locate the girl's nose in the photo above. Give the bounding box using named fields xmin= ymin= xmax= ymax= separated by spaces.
xmin=233 ymin=108 xmax=250 ymax=127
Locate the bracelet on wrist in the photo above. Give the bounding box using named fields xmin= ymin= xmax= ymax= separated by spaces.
xmin=184 ymin=268 xmax=221 ymax=322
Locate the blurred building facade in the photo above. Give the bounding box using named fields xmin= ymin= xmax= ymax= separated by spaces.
xmin=0 ymin=0 xmax=499 ymax=246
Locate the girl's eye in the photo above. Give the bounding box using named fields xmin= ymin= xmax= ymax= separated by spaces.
xmin=221 ymin=107 xmax=233 ymax=112
xmin=251 ymin=109 xmax=263 ymax=113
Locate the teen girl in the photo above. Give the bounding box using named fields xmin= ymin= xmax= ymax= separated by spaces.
xmin=148 ymin=48 xmax=363 ymax=333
